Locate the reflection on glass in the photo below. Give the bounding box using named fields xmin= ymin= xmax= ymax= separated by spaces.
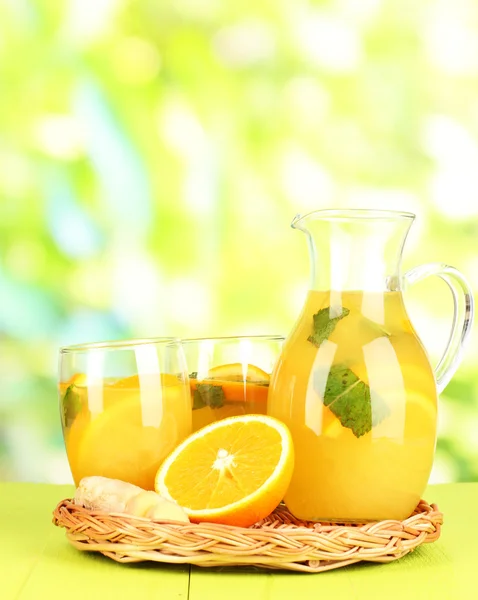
xmin=58 ymin=338 xmax=191 ymax=490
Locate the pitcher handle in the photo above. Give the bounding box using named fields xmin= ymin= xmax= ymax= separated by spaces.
xmin=403 ymin=263 xmax=474 ymax=394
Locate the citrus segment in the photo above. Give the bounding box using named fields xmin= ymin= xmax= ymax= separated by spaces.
xmin=155 ymin=414 xmax=294 ymax=527
xmin=322 ymin=406 xmax=343 ymax=438
xmin=189 ymin=379 xmax=269 ymax=403
xmin=207 ymin=363 xmax=270 ymax=383
xmin=71 ymin=398 xmax=177 ymax=489
xmin=190 ymin=363 xmax=270 ymax=404
xmin=59 ymin=372 xmax=86 ymax=396
xmin=65 ymin=378 xmax=192 ymax=489
xmin=320 ymin=387 xmax=437 ymax=440
xmin=365 ymin=390 xmax=437 ymax=440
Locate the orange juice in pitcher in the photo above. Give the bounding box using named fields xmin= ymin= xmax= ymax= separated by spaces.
xmin=268 ymin=209 xmax=473 ymax=522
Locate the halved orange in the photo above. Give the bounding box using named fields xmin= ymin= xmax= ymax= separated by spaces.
xmin=154 ymin=414 xmax=294 ymax=527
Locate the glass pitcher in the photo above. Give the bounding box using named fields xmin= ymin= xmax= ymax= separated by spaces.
xmin=267 ymin=209 xmax=474 ymax=523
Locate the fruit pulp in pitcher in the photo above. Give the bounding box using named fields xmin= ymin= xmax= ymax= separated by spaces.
xmin=59 ymin=374 xmax=192 ymax=489
xmin=267 ymin=289 xmax=438 ymax=522
xmin=190 ymin=364 xmax=270 ymax=432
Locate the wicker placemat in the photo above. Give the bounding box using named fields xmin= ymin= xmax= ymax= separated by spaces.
xmin=52 ymin=498 xmax=443 ymax=573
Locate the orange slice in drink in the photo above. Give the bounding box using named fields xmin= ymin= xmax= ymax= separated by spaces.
xmin=190 ymin=363 xmax=270 ymax=404
xmin=322 ymin=390 xmax=437 ymax=440
xmin=66 ymin=375 xmax=191 ymax=489
xmin=155 ymin=414 xmax=294 ymax=527
xmin=322 ymin=406 xmax=343 ymax=438
xmin=58 ymin=372 xmax=87 ymax=397
xmin=207 ymin=363 xmax=270 ymax=382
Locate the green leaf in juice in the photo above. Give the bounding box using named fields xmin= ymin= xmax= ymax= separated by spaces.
xmin=193 ymin=384 xmax=226 ymax=410
xmin=323 ymin=365 xmax=390 ymax=438
xmin=308 ymin=307 xmax=350 ymax=347
xmin=308 ymin=305 xmax=391 ymax=349
xmin=62 ymin=384 xmax=83 ymax=428
xmin=308 ymin=305 xmax=392 ymax=437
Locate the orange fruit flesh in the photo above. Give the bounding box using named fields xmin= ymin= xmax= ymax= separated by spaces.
xmin=190 ymin=363 xmax=270 ymax=403
xmin=207 ymin=363 xmax=270 ymax=382
xmin=58 ymin=372 xmax=86 ymax=397
xmin=165 ymin=420 xmax=283 ymax=509
xmin=189 ymin=379 xmax=269 ymax=403
xmin=155 ymin=414 xmax=294 ymax=527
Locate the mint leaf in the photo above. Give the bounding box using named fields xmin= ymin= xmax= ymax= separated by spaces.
xmin=193 ymin=384 xmax=225 ymax=410
xmin=62 ymin=385 xmax=82 ymax=428
xmin=308 ymin=307 xmax=350 ymax=348
xmin=322 ymin=365 xmax=390 ymax=438
xmin=189 ymin=372 xmax=198 ymax=379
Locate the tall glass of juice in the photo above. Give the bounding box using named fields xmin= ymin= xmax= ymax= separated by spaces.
xmin=58 ymin=337 xmax=192 ymax=490
xmin=182 ymin=335 xmax=284 ymax=432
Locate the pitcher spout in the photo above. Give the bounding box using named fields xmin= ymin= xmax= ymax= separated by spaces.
xmin=291 ymin=209 xmax=415 ymax=292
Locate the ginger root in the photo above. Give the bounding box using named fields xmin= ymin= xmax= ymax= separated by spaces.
xmin=75 ymin=476 xmax=144 ymax=513
xmin=125 ymin=490 xmax=190 ymax=522
xmin=74 ymin=476 xmax=189 ymax=523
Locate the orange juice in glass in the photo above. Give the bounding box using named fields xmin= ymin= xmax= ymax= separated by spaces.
xmin=181 ymin=336 xmax=284 ymax=432
xmin=58 ymin=338 xmax=192 ymax=490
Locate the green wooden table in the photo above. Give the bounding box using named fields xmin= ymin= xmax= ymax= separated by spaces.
xmin=1 ymin=481 xmax=477 ymax=599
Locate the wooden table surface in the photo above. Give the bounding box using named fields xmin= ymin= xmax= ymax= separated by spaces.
xmin=1 ymin=481 xmax=477 ymax=599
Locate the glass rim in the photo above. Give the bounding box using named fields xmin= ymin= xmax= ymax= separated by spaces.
xmin=181 ymin=334 xmax=285 ymax=344
xmin=59 ymin=337 xmax=181 ymax=354
xmin=292 ymin=208 xmax=416 ymax=226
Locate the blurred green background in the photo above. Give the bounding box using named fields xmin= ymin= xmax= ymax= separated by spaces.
xmin=0 ymin=0 xmax=477 ymax=485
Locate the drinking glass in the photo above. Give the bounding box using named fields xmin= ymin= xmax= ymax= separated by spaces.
xmin=181 ymin=335 xmax=284 ymax=432
xmin=58 ymin=337 xmax=192 ymax=490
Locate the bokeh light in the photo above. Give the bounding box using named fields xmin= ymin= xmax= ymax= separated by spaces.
xmin=0 ymin=0 xmax=477 ymax=485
